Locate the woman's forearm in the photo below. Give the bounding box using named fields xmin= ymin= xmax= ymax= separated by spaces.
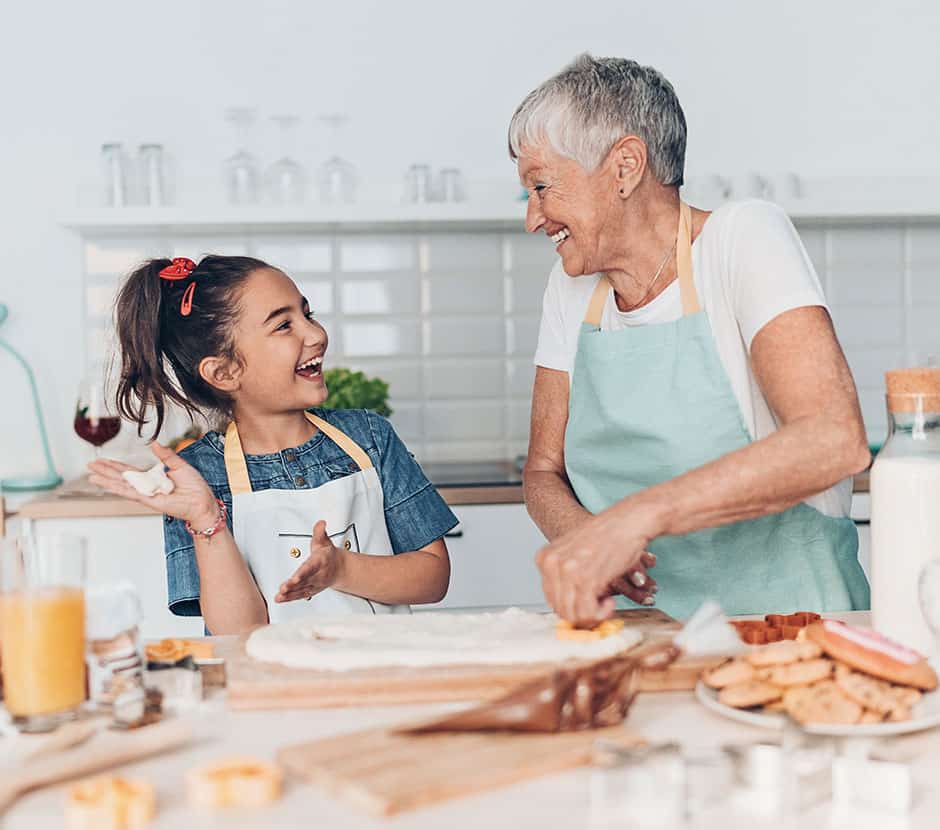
xmin=192 ymin=528 xmax=269 ymax=634
xmin=333 ymin=548 xmax=450 ymax=605
xmin=622 ymin=413 xmax=870 ymax=542
xmin=523 ymin=467 xmax=594 ymax=541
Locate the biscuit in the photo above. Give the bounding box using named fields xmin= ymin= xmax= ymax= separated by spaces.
xmin=718 ymin=680 xmax=783 ymax=708
xmin=702 ymin=658 xmax=755 ymax=689
xmin=758 ymin=658 xmax=833 ymax=687
xmin=187 ymin=757 xmax=282 ymax=808
xmin=859 ymin=709 xmax=885 ymax=724
xmin=65 ymin=776 xmax=155 ymax=830
xmin=555 ymin=618 xmax=625 ymax=641
xmin=887 ymin=706 xmax=912 ymax=723
xmin=888 ymin=686 xmax=922 ymax=709
xmin=834 ymin=662 xmax=898 ymax=715
xmin=804 ymin=621 xmax=938 ymax=691
xmin=782 ymin=679 xmax=863 ymax=725
xmin=746 ymin=639 xmax=822 ymax=667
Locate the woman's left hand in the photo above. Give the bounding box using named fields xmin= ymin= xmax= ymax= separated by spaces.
xmin=275 ymin=520 xmax=346 ymax=603
xmin=535 ymin=510 xmax=657 ymax=625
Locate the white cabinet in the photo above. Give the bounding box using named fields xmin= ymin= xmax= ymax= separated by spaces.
xmin=421 ymin=503 xmax=548 ymax=611
xmin=18 ymin=501 xmax=549 ymax=634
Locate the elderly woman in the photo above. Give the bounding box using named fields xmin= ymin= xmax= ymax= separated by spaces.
xmin=513 ymin=54 xmax=870 ymax=623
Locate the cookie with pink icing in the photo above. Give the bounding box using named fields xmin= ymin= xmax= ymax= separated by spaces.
xmin=804 ymin=621 xmax=937 ymax=691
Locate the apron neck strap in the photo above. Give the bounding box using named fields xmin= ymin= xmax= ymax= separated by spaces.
xmin=224 ymin=411 xmax=373 ymax=495
xmin=583 ymin=200 xmax=700 ymax=326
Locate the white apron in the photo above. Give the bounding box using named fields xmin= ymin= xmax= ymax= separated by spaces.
xmin=223 ymin=411 xmax=409 ymax=621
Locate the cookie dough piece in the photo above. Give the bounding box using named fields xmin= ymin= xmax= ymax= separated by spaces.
xmin=122 ymin=463 xmax=174 ymax=497
xmin=718 ymin=680 xmax=783 ymax=708
xmin=555 ymin=618 xmax=625 ymax=642
xmin=759 ymin=658 xmax=833 ymax=687
xmin=702 ymin=658 xmax=755 ymax=689
xmin=746 ymin=639 xmax=822 ymax=667
xmin=187 ymin=757 xmax=282 ymax=808
xmin=65 ymin=776 xmax=155 ymax=830
xmin=804 ymin=621 xmax=938 ymax=691
xmin=783 ymin=680 xmax=863 ymax=725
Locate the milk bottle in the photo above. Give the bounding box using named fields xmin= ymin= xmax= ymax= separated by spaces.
xmin=870 ymin=368 xmax=940 ymax=654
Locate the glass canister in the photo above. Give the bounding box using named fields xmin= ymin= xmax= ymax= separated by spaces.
xmin=101 ymin=143 xmax=128 ymax=207
xmin=870 ymin=367 xmax=940 ymax=655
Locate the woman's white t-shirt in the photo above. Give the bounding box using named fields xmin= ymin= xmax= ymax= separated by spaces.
xmin=533 ymin=199 xmax=850 ymax=518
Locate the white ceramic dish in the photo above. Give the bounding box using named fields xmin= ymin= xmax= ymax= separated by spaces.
xmin=695 ymin=679 xmax=940 ymax=737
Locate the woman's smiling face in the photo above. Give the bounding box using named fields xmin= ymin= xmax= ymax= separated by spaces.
xmin=517 ymin=142 xmax=621 ymax=278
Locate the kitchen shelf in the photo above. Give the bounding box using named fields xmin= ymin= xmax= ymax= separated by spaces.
xmin=59 ymin=202 xmax=529 ymax=235
xmin=59 ymin=194 xmax=940 ymax=235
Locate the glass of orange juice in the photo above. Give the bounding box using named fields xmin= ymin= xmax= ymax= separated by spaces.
xmin=1 ymin=534 xmax=86 ymax=732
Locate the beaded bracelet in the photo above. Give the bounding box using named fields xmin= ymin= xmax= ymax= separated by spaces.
xmin=185 ymin=499 xmax=228 ymax=538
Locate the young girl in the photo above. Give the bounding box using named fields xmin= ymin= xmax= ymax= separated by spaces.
xmin=88 ymin=255 xmax=458 ymax=634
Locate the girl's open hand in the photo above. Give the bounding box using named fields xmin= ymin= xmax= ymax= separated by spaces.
xmin=88 ymin=442 xmax=219 ymax=528
xmin=275 ymin=520 xmax=345 ymax=603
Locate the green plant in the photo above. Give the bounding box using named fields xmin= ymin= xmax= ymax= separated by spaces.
xmin=321 ymin=368 xmax=392 ymax=417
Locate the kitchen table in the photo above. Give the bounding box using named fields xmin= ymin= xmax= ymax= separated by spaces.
xmin=6 ymin=611 xmax=939 ymax=829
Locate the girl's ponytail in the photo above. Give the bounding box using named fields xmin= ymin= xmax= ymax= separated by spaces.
xmin=115 ymin=258 xmax=184 ymax=436
xmin=113 ymin=255 xmax=267 ymax=439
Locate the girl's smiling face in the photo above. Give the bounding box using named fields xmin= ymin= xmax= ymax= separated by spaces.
xmin=222 ymin=267 xmax=330 ymax=417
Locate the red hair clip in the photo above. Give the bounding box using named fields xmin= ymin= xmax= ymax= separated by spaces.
xmin=159 ymin=257 xmax=196 ymax=281
xmin=159 ymin=257 xmax=197 ymax=316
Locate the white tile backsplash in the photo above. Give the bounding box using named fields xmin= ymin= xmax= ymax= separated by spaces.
xmin=426 ymin=273 xmax=504 ymax=314
xmin=424 ymin=359 xmax=505 ymax=399
xmin=909 ymin=228 xmax=940 ymax=264
xmin=830 ymin=305 xmax=903 ymax=348
xmin=911 ymin=265 xmax=940 ymax=305
xmin=424 ymin=402 xmax=504 ymax=441
xmin=85 ymin=238 xmax=166 ymax=275
xmin=424 ymin=234 xmax=502 ymax=271
xmin=339 ymin=236 xmax=416 ymax=272
xmin=253 ymin=237 xmax=331 ymax=272
xmin=81 ymin=219 xmax=940 ymax=461
xmin=342 ymin=320 xmax=421 ymax=357
xmin=828 ymin=263 xmax=904 ymax=306
xmin=340 ymin=274 xmax=420 ymax=314
xmin=828 ymin=226 xmax=904 ymax=264
xmin=425 ymin=317 xmax=505 ymax=356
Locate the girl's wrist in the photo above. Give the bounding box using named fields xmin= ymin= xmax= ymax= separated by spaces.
xmin=186 ymin=498 xmax=227 ymax=537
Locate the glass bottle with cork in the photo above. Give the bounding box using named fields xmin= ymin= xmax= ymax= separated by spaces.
xmin=870 ymin=367 xmax=940 ymax=654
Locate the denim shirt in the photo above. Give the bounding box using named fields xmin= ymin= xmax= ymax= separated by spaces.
xmin=164 ymin=408 xmax=458 ymax=617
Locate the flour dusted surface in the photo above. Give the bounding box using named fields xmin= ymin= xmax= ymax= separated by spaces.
xmin=245 ymin=608 xmax=643 ymax=671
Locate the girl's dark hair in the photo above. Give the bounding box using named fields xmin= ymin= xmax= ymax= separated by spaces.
xmin=115 ymin=254 xmax=271 ymax=438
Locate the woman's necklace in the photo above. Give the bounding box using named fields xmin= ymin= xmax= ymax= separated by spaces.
xmin=616 ymin=241 xmax=675 ymax=312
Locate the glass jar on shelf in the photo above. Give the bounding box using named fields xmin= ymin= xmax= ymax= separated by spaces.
xmin=223 ymin=107 xmax=260 ymax=204
xmin=101 ymin=143 xmax=129 ymax=207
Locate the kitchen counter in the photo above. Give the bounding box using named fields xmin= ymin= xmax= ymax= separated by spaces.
xmin=6 ymin=611 xmax=940 ymax=829
xmin=14 ymin=462 xmax=525 ymax=520
xmin=11 ymin=465 xmax=870 ymax=521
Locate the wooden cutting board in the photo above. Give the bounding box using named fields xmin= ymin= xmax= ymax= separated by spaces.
xmin=277 ymin=722 xmax=644 ymax=816
xmin=222 ymin=608 xmax=721 ymax=709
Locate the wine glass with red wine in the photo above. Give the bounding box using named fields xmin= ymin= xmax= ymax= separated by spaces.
xmin=74 ymin=374 xmax=121 ymax=458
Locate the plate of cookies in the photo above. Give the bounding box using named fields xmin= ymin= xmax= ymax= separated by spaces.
xmin=696 ymin=619 xmax=940 ymax=736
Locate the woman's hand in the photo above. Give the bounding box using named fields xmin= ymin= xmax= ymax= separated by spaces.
xmin=275 ymin=520 xmax=345 ymax=603
xmin=87 ymin=442 xmax=218 ymax=528
xmin=602 ymin=551 xmax=658 ymax=605
xmin=535 ymin=509 xmax=658 ymax=625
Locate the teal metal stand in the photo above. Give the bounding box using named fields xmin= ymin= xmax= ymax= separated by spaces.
xmin=0 ymin=303 xmax=63 ymax=491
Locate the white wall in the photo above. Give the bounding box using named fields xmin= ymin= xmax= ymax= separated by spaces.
xmin=2 ymin=0 xmax=939 ymax=482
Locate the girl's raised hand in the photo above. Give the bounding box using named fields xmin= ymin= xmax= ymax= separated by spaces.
xmin=88 ymin=442 xmax=219 ymax=527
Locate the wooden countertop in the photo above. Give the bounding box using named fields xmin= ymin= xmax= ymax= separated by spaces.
xmin=14 ymin=479 xmax=525 ymax=520
xmin=13 ymin=471 xmax=871 ymax=521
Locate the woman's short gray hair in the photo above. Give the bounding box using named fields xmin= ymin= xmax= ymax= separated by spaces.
xmin=509 ymin=54 xmax=687 ymax=187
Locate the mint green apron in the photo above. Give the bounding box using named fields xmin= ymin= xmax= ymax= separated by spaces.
xmin=564 ymin=202 xmax=870 ymax=619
